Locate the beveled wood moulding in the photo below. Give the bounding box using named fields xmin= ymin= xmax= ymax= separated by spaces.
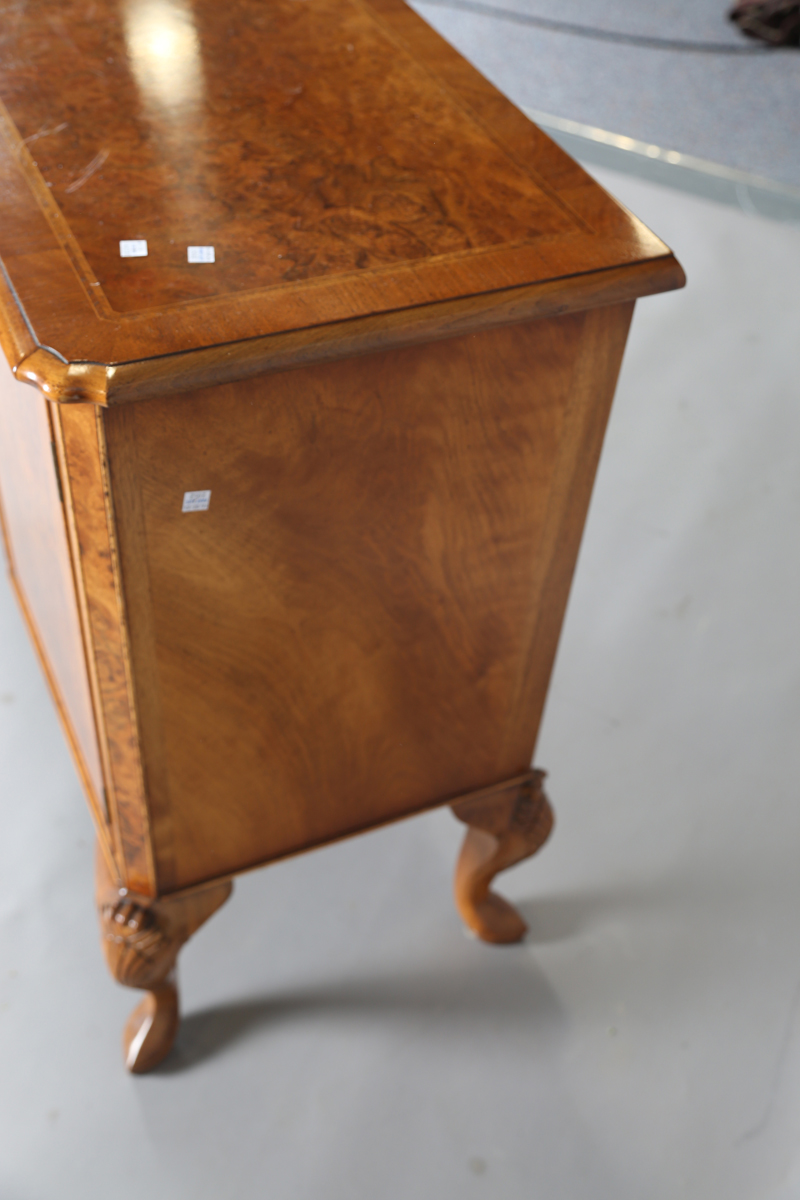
xmin=0 ymin=0 xmax=684 ymax=1071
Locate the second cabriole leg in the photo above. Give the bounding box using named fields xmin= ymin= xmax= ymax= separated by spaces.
xmin=451 ymin=770 xmax=553 ymax=944
xmin=95 ymin=845 xmax=232 ymax=1073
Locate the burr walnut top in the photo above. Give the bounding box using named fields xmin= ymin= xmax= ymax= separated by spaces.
xmin=0 ymin=0 xmax=683 ymax=398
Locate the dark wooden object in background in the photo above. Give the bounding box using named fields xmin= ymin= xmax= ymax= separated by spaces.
xmin=0 ymin=0 xmax=684 ymax=1071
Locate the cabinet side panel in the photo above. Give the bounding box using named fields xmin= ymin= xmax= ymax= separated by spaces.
xmin=500 ymin=300 xmax=635 ymax=764
xmin=0 ymin=366 xmax=105 ymax=812
xmin=106 ymin=314 xmax=599 ymax=889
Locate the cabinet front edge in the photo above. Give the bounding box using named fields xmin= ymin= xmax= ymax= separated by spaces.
xmin=6 ymin=255 xmax=684 ymax=407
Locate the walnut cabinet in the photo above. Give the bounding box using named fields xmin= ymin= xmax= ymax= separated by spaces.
xmin=0 ymin=0 xmax=684 ymax=1070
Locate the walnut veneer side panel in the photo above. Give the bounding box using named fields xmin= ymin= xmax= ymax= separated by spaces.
xmin=499 ymin=300 xmax=634 ymax=762
xmin=0 ymin=366 xmax=105 ymax=816
xmin=55 ymin=403 xmax=156 ymax=895
xmin=105 ymin=305 xmax=632 ymax=891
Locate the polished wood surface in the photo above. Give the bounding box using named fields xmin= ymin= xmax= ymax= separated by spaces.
xmin=3 ymin=0 xmax=576 ymax=311
xmin=14 ymin=258 xmax=684 ymax=409
xmin=0 ymin=367 xmax=105 ymax=814
xmin=101 ymin=304 xmax=630 ymax=892
xmin=96 ymin=844 xmax=231 ymax=1072
xmin=54 ymin=402 xmax=157 ymax=894
xmin=452 ymin=770 xmax=553 ymax=943
xmin=0 ymin=0 xmax=681 ymax=392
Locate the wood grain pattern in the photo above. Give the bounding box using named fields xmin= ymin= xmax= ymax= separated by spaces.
xmin=102 ymin=306 xmax=630 ymax=891
xmin=12 ymin=257 xmax=684 ymax=408
xmin=2 ymin=0 xmax=576 ymax=311
xmin=96 ymin=842 xmax=231 ymax=1072
xmin=100 ymin=400 xmax=177 ymax=893
xmin=55 ymin=403 xmax=155 ymax=894
xmin=451 ymin=769 xmax=553 ymax=942
xmin=499 ymin=300 xmax=635 ymax=765
xmin=0 ymin=0 xmax=683 ymax=384
xmin=0 ymin=365 xmax=105 ymax=814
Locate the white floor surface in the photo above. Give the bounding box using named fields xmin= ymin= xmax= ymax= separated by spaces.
xmin=2 ymin=169 xmax=800 ymax=1200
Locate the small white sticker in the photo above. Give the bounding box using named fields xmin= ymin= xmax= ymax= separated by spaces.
xmin=119 ymin=239 xmax=148 ymax=258
xmin=187 ymin=245 xmax=215 ymax=263
xmin=182 ymin=490 xmax=211 ymax=513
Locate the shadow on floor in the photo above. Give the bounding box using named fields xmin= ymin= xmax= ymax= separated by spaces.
xmin=158 ymin=876 xmax=680 ymax=1073
xmin=159 ymin=948 xmax=563 ymax=1073
xmin=516 ymin=878 xmax=661 ymax=944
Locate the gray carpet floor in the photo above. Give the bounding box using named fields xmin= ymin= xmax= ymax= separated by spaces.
xmin=411 ymin=0 xmax=800 ymax=185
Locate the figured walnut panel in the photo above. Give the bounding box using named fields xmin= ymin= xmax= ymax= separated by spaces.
xmin=0 ymin=0 xmax=575 ymax=313
xmin=105 ymin=306 xmax=630 ymax=890
xmin=0 ymin=368 xmax=105 ymax=813
xmin=56 ymin=403 xmax=156 ymax=894
xmin=0 ymin=0 xmax=679 ymax=370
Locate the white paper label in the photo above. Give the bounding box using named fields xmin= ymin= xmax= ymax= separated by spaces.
xmin=187 ymin=245 xmax=215 ymax=263
xmin=119 ymin=239 xmax=148 ymax=258
xmin=182 ymin=490 xmax=211 ymax=513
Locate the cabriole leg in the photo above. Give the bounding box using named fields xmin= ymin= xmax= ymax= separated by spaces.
xmin=451 ymin=770 xmax=554 ymax=944
xmin=95 ymin=845 xmax=232 ymax=1073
